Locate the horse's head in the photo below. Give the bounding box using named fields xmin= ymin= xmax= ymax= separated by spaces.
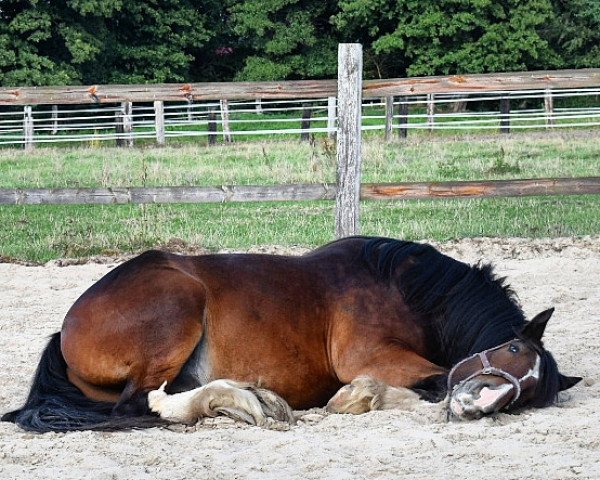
xmin=447 ymin=308 xmax=581 ymax=420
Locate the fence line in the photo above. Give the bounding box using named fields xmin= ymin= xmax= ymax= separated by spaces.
xmin=1 ymin=66 xmax=600 ymax=147
xmin=2 ymin=177 xmax=599 ymax=205
xmin=1 ymin=91 xmax=600 ymax=147
xmin=1 ymin=50 xmax=599 ymax=228
xmin=3 ymin=69 xmax=600 ymax=105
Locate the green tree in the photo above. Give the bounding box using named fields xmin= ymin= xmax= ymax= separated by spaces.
xmin=227 ymin=0 xmax=339 ymax=80
xmin=95 ymin=1 xmax=215 ymax=84
xmin=546 ymin=0 xmax=600 ymax=68
xmin=0 ymin=0 xmax=217 ymax=86
xmin=333 ymin=0 xmax=561 ymax=77
xmin=0 ymin=1 xmax=79 ymax=85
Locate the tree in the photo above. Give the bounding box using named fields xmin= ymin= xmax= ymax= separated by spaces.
xmin=0 ymin=1 xmax=79 ymax=86
xmin=94 ymin=1 xmax=215 ymax=84
xmin=227 ymin=0 xmax=339 ymax=80
xmin=546 ymin=0 xmax=600 ymax=68
xmin=333 ymin=0 xmax=561 ymax=77
xmin=0 ymin=0 xmax=217 ymax=86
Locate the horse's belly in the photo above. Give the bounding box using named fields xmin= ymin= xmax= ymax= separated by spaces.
xmin=204 ymin=337 xmax=340 ymax=409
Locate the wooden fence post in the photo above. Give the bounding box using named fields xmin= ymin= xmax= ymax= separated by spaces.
xmin=255 ymin=99 xmax=263 ymax=114
xmin=544 ymin=89 xmax=554 ymax=128
xmin=398 ymin=97 xmax=409 ymax=139
xmin=300 ymin=104 xmax=312 ymax=141
xmin=427 ymin=93 xmax=435 ymax=132
xmin=385 ymin=96 xmax=394 ymax=141
xmin=500 ymin=97 xmax=511 ymax=134
xmin=208 ymin=111 xmax=217 ymax=145
xmin=51 ymin=105 xmax=58 ymax=135
xmin=116 ymin=101 xmax=133 ymax=147
xmin=154 ymin=100 xmax=165 ymax=146
xmin=327 ymin=96 xmax=337 ymax=139
xmin=23 ymin=106 xmax=34 ymax=150
xmin=335 ymin=43 xmax=363 ymax=238
xmin=220 ymin=99 xmax=233 ymax=143
xmin=187 ymin=100 xmax=194 ymax=122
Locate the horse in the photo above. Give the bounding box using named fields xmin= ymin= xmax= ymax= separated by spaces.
xmin=1 ymin=236 xmax=580 ymax=432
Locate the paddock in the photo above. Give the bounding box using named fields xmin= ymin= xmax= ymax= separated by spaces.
xmin=0 ymin=237 xmax=598 ymax=479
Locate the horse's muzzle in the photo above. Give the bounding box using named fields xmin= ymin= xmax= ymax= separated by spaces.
xmin=448 ymin=380 xmax=515 ymax=420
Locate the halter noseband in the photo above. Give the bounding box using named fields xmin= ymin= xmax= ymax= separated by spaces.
xmin=447 ymin=345 xmax=530 ymax=409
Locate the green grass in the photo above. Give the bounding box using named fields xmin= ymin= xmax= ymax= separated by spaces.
xmin=0 ymin=133 xmax=599 ymax=263
xmin=1 ymin=196 xmax=597 ymax=263
xmin=2 ymin=135 xmax=599 ymax=188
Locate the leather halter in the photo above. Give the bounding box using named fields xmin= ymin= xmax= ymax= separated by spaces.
xmin=447 ymin=343 xmax=534 ymax=409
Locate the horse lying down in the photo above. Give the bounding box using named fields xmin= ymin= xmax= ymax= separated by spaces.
xmin=1 ymin=237 xmax=580 ymax=432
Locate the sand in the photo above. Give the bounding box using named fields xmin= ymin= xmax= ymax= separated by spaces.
xmin=1 ymin=237 xmax=599 ymax=480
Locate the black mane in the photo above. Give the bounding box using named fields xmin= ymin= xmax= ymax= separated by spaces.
xmin=362 ymin=237 xmax=526 ymax=367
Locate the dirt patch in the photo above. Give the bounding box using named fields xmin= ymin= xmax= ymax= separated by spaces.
xmin=1 ymin=238 xmax=599 ymax=479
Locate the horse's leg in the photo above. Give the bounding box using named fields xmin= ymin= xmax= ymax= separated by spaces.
xmin=147 ymin=380 xmax=295 ymax=426
xmin=325 ymin=376 xmax=422 ymax=414
xmin=330 ymin=347 xmax=448 ymax=414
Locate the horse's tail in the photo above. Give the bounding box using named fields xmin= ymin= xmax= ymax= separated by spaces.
xmin=1 ymin=333 xmax=164 ymax=432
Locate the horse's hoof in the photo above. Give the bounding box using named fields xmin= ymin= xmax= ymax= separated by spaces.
xmin=147 ymin=381 xmax=168 ymax=413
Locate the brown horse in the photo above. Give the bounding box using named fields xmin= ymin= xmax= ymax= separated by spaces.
xmin=2 ymin=236 xmax=580 ymax=431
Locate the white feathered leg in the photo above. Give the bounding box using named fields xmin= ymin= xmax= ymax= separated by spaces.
xmin=326 ymin=376 xmax=422 ymax=414
xmin=148 ymin=379 xmax=294 ymax=426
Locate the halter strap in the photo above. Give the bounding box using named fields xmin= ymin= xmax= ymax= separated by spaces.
xmin=447 ymin=346 xmax=526 ymax=409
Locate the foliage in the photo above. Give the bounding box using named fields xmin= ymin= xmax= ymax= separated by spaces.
xmin=545 ymin=0 xmax=600 ymax=68
xmin=0 ymin=0 xmax=217 ymax=85
xmin=333 ymin=0 xmax=560 ymax=76
xmin=227 ymin=0 xmax=339 ymax=80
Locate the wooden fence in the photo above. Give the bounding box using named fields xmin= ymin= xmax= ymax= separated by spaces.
xmin=2 ymin=178 xmax=599 ymax=205
xmin=3 ymin=69 xmax=600 ymax=105
xmin=3 ymin=65 xmax=600 ymax=147
xmin=1 ymin=44 xmax=600 ymax=238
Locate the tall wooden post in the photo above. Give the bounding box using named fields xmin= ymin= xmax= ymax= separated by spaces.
xmin=300 ymin=104 xmax=312 ymax=141
xmin=544 ymin=89 xmax=554 ymax=128
xmin=384 ymin=96 xmax=394 ymax=141
xmin=51 ymin=105 xmax=58 ymax=135
xmin=427 ymin=94 xmax=435 ymax=132
xmin=327 ymin=96 xmax=337 ymax=139
xmin=220 ymin=99 xmax=232 ymax=142
xmin=500 ymin=97 xmax=511 ymax=134
xmin=208 ymin=111 xmax=217 ymax=146
xmin=116 ymin=102 xmax=133 ymax=147
xmin=335 ymin=43 xmax=363 ymax=238
xmin=398 ymin=97 xmax=409 ymax=139
xmin=154 ymin=101 xmax=165 ymax=146
xmin=23 ymin=106 xmax=34 ymax=150
xmin=187 ymin=101 xmax=194 ymax=122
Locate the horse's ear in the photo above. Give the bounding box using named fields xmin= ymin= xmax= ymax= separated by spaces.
xmin=559 ymin=374 xmax=582 ymax=391
xmin=521 ymin=308 xmax=554 ymax=342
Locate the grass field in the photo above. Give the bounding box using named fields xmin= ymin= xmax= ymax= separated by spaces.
xmin=1 ymin=132 xmax=599 ymax=263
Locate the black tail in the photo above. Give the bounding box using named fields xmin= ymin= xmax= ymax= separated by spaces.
xmin=1 ymin=333 xmax=165 ymax=432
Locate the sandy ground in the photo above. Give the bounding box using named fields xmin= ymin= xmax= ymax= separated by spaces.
xmin=0 ymin=237 xmax=599 ymax=480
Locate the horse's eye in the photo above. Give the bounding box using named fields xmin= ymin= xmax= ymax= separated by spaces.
xmin=508 ymin=343 xmax=520 ymax=353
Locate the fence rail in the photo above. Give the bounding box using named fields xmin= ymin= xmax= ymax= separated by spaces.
xmin=2 ymin=177 xmax=599 ymax=205
xmin=2 ymin=69 xmax=600 ymax=105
